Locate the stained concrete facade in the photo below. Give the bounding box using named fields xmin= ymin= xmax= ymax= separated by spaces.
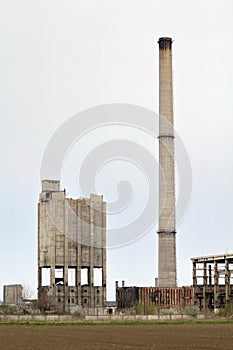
xmin=157 ymin=37 xmax=177 ymax=287
xmin=38 ymin=180 xmax=106 ymax=313
xmin=192 ymin=253 xmax=233 ymax=310
xmin=3 ymin=284 xmax=23 ymax=305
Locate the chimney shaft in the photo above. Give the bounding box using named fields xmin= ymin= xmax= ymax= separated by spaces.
xmin=157 ymin=37 xmax=177 ymax=287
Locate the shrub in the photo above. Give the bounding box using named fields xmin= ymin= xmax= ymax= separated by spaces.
xmin=217 ymin=303 xmax=233 ymax=318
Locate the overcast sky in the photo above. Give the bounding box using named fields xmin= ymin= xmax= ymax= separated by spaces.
xmin=0 ymin=0 xmax=233 ymax=300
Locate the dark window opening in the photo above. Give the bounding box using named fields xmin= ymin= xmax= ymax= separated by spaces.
xmin=55 ymin=267 xmax=64 ymax=285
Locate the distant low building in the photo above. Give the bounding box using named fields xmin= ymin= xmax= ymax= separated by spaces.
xmin=105 ymin=301 xmax=117 ymax=315
xmin=3 ymin=284 xmax=23 ymax=305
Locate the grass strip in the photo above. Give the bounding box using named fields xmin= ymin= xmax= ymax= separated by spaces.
xmin=0 ymin=320 xmax=233 ymax=326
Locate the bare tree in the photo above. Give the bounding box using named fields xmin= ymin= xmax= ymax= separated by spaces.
xmin=37 ymin=287 xmax=54 ymax=313
xmin=21 ymin=283 xmax=35 ymax=300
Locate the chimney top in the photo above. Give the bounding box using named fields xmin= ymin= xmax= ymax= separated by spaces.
xmin=158 ymin=37 xmax=173 ymax=50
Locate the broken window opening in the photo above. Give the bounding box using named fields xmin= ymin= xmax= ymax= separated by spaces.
xmin=218 ymin=277 xmax=225 ymax=285
xmin=41 ymin=267 xmax=50 ymax=286
xmin=81 ymin=268 xmax=88 ymax=285
xmin=94 ymin=268 xmax=102 ymax=286
xmin=68 ymin=267 xmax=76 ymax=286
xmin=196 ymin=276 xmax=204 ymax=286
xmin=55 ymin=267 xmax=64 ymax=285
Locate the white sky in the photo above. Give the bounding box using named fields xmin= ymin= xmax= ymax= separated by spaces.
xmin=0 ymin=0 xmax=233 ymax=300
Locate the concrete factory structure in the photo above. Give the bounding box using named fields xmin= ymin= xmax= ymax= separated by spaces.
xmin=157 ymin=37 xmax=177 ymax=287
xmin=37 ymin=180 xmax=106 ymax=313
xmin=192 ymin=253 xmax=233 ymax=310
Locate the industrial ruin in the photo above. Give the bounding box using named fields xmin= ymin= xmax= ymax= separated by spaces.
xmin=116 ymin=281 xmax=192 ymax=311
xmin=192 ymin=253 xmax=233 ymax=310
xmin=37 ymin=180 xmax=106 ymax=313
xmin=2 ymin=37 xmax=232 ymax=315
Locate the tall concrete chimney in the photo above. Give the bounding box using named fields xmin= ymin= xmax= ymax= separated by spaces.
xmin=157 ymin=37 xmax=177 ymax=287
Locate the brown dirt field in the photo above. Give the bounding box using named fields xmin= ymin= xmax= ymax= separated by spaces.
xmin=0 ymin=323 xmax=233 ymax=350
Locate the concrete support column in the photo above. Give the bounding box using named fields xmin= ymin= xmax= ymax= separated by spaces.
xmin=192 ymin=261 xmax=197 ymax=306
xmin=203 ymin=262 xmax=207 ymax=310
xmin=37 ymin=203 xmax=41 ymax=296
xmin=90 ymin=203 xmax=94 ymax=308
xmin=77 ymin=201 xmax=82 ymax=306
xmin=50 ymin=266 xmax=55 ymax=286
xmin=102 ymin=201 xmax=107 ymax=305
xmin=214 ymin=261 xmax=219 ymax=309
xmin=64 ymin=202 xmax=69 ymax=311
xmin=225 ymin=259 xmax=230 ymax=304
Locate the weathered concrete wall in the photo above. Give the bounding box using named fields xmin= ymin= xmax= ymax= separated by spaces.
xmin=0 ymin=314 xmax=205 ymax=323
xmin=3 ymin=285 xmax=23 ymax=305
xmin=38 ymin=180 xmax=106 ymax=313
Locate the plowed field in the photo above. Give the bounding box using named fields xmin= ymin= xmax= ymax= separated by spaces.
xmin=0 ymin=323 xmax=232 ymax=350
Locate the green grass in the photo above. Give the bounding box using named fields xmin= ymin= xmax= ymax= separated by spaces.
xmin=0 ymin=320 xmax=233 ymax=326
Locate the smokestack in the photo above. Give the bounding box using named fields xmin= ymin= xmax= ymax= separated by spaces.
xmin=157 ymin=37 xmax=177 ymax=287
